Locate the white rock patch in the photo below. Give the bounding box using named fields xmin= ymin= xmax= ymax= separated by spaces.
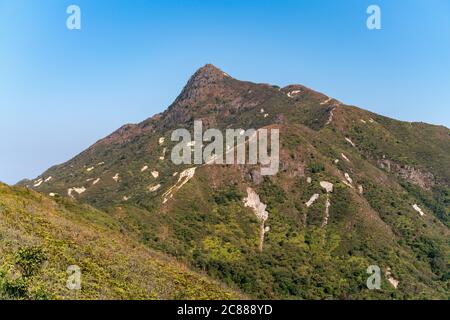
xmin=306 ymin=177 xmax=312 ymax=184
xmin=345 ymin=137 xmax=356 ymax=147
xmin=358 ymin=184 xmax=364 ymax=195
xmin=141 ymin=165 xmax=148 ymax=172
xmin=149 ymin=184 xmax=161 ymax=192
xmin=320 ymin=181 xmax=334 ymax=193
xmin=159 ymin=137 xmax=165 ymax=145
xmin=321 ymin=197 xmax=331 ymax=227
xmin=159 ymin=148 xmax=167 ymax=160
xmin=244 ymin=188 xmax=269 ymax=222
xmin=68 ymin=187 xmax=86 ymax=198
xmin=264 ymin=113 xmax=269 ymax=118
xmin=412 ymin=204 xmax=425 ymax=216
xmin=113 ymin=173 xmax=119 ymax=182
xmin=287 ymin=90 xmax=301 ymax=98
xmin=49 ymin=193 xmax=56 ymax=197
xmin=33 ymin=179 xmax=43 ymax=187
xmin=306 ymin=194 xmax=320 ymax=207
xmin=341 ymin=153 xmax=351 ymax=162
xmin=385 ymin=268 xmax=399 ymax=289
xmin=342 ymin=180 xmax=353 ymax=188
xmin=326 ymin=107 xmax=335 ymax=125
xmin=73 ymin=187 xmax=86 ymax=194
xmin=93 ymin=178 xmax=100 ymax=185
xmin=87 ymin=166 xmax=94 ymax=172
xmin=360 ymin=119 xmax=367 ymax=124
xmin=344 ymin=173 xmax=353 ymax=184
xmin=319 ymin=182 xmax=333 ymax=227
xmin=244 ymin=187 xmax=269 ymax=252
xmin=320 ymin=97 xmax=332 ymax=105
xmin=162 ymin=167 xmax=197 ymax=204
xmin=44 ymin=176 xmax=52 ymax=182
xmin=151 ymin=171 xmax=159 ymax=178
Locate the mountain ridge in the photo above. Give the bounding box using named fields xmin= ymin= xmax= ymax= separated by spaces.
xmin=16 ymin=63 xmax=447 ymax=183
xmin=15 ymin=64 xmax=449 ymax=299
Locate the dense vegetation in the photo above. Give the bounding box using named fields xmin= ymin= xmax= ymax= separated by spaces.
xmin=0 ymin=183 xmax=241 ymax=299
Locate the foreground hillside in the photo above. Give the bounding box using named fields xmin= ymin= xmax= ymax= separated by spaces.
xmin=22 ymin=64 xmax=449 ymax=299
xmin=0 ymin=183 xmax=241 ymax=299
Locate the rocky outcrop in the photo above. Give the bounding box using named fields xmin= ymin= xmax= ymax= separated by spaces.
xmin=378 ymin=159 xmax=435 ymax=190
xmin=244 ymin=187 xmax=269 ymax=252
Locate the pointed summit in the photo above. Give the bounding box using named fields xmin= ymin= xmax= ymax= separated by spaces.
xmin=188 ymin=63 xmax=230 ymax=86
xmin=196 ymin=63 xmax=226 ymax=75
xmin=173 ymin=64 xmax=231 ymax=108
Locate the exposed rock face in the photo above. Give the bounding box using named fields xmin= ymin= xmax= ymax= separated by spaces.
xmin=68 ymin=186 xmax=86 ymax=197
xmin=162 ymin=64 xmax=262 ymax=128
xmin=344 ymin=173 xmax=353 ymax=184
xmin=244 ymin=187 xmax=269 ymax=252
xmin=413 ymin=204 xmax=426 ymax=216
xmin=305 ymin=194 xmax=320 ymax=207
xmin=319 ymin=182 xmax=333 ymax=227
xmin=321 ymin=197 xmax=331 ymax=227
xmin=325 ymin=106 xmax=335 ymax=125
xmin=281 ymin=84 xmax=327 ymax=101
xmin=397 ymin=165 xmax=435 ymax=190
xmin=385 ymin=267 xmax=399 ymax=289
xmin=378 ymin=159 xmax=435 ymax=190
xmin=151 ymin=171 xmax=159 ymax=178
xmin=148 ymin=184 xmax=161 ymax=192
xmin=162 ymin=167 xmax=197 ymax=204
xmin=244 ymin=188 xmax=269 ymax=222
xmin=341 ymin=153 xmax=350 ymax=162
xmin=345 ymin=137 xmax=356 ymax=147
xmin=173 ymin=64 xmax=230 ymax=109
xmin=320 ymin=181 xmax=333 ymax=193
xmin=358 ymin=184 xmax=364 ymax=195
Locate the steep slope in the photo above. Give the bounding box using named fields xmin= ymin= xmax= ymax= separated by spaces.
xmin=0 ymin=183 xmax=241 ymax=299
xmin=22 ymin=64 xmax=450 ymax=299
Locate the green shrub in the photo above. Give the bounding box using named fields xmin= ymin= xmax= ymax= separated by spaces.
xmin=15 ymin=246 xmax=46 ymax=278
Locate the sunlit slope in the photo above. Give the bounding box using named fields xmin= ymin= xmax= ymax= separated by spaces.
xmin=0 ymin=183 xmax=241 ymax=299
xmin=20 ymin=64 xmax=449 ymax=299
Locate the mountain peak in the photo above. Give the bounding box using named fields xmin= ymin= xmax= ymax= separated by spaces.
xmin=189 ymin=63 xmax=229 ymax=85
xmin=195 ymin=63 xmax=227 ymax=77
xmin=173 ymin=64 xmax=231 ymax=108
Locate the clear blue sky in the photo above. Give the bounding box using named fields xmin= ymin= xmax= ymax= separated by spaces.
xmin=1 ymin=0 xmax=449 ymax=184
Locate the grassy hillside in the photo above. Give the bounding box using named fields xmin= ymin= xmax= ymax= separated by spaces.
xmin=102 ymin=127 xmax=449 ymax=299
xmin=19 ymin=64 xmax=449 ymax=299
xmin=0 ymin=183 xmax=241 ymax=300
